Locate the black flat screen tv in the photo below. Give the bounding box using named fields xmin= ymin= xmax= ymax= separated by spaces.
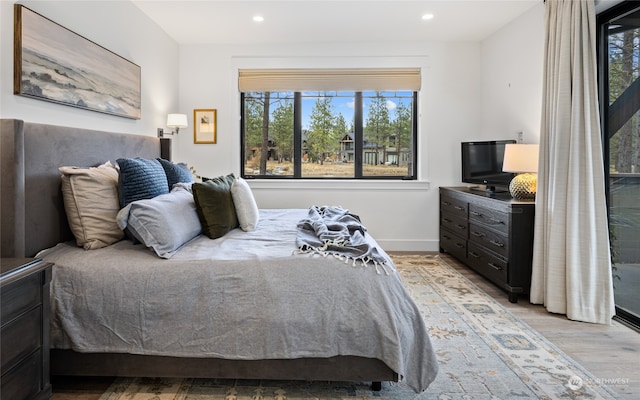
xmin=461 ymin=140 xmax=516 ymax=193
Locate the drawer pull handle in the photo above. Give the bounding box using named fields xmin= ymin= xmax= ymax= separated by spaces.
xmin=442 ymin=201 xmax=451 ymax=206
xmin=455 ymin=243 xmax=465 ymax=248
xmin=456 ymin=224 xmax=465 ymax=230
xmin=443 ymin=235 xmax=451 ymax=240
xmin=469 ymin=251 xmax=480 ymax=258
xmin=443 ymin=218 xmax=452 ymax=223
xmin=454 ymin=206 xmax=465 ymax=211
xmin=472 ymin=231 xmax=485 ymax=238
xmin=471 ymin=211 xmax=504 ymax=225
xmin=489 ymin=239 xmax=505 ymax=247
xmin=488 ymin=262 xmax=503 ymax=271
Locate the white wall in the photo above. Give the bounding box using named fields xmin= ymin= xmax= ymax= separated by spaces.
xmin=173 ymin=3 xmax=547 ymax=251
xmin=1 ymin=0 xmax=547 ymax=252
xmin=176 ymin=41 xmax=483 ymax=251
xmin=480 ymin=3 xmax=545 ymax=144
xmin=0 ymin=0 xmax=179 ymax=136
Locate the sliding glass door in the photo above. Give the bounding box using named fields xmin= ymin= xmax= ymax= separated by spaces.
xmin=598 ymin=1 xmax=640 ymax=329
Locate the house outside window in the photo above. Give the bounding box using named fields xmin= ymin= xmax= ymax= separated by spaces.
xmin=239 ymin=68 xmax=419 ymax=180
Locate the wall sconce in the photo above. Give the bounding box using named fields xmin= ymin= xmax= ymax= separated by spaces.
xmin=502 ymin=143 xmax=539 ymax=200
xmin=158 ymin=113 xmax=188 ymax=137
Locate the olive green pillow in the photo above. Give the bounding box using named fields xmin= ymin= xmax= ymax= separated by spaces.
xmin=192 ymin=174 xmax=238 ymax=239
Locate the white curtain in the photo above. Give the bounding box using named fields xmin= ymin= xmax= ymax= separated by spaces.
xmin=531 ymin=0 xmax=615 ymax=324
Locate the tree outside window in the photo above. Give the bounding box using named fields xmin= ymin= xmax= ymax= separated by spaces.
xmin=241 ymin=90 xmax=416 ymax=179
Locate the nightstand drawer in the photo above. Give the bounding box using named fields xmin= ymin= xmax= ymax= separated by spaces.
xmin=469 ymin=204 xmax=509 ymax=234
xmin=1 ymin=259 xmax=52 ymax=400
xmin=469 ymin=222 xmax=509 ymax=258
xmin=1 ymin=306 xmax=41 ymax=372
xmin=0 ymin=272 xmax=41 ymax=324
xmin=0 ymin=348 xmax=43 ymax=400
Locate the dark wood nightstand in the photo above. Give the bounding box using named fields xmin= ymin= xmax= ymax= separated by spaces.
xmin=1 ymin=258 xmax=53 ymax=400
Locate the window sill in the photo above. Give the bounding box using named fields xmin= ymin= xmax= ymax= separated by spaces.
xmin=245 ymin=179 xmax=430 ymax=191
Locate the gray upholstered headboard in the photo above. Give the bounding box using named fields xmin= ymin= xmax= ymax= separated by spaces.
xmin=1 ymin=119 xmax=166 ymax=257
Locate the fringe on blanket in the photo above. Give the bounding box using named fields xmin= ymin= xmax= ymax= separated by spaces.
xmin=294 ymin=243 xmax=394 ymax=275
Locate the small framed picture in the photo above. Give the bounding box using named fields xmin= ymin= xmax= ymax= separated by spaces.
xmin=193 ymin=109 xmax=217 ymax=144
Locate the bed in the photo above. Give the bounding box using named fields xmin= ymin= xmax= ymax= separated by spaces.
xmin=0 ymin=119 xmax=438 ymax=393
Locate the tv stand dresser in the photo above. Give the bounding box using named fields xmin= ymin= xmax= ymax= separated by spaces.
xmin=439 ymin=187 xmax=535 ymax=303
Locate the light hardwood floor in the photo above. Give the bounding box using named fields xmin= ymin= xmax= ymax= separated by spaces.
xmin=439 ymin=253 xmax=640 ymax=399
xmin=50 ymin=253 xmax=639 ymax=400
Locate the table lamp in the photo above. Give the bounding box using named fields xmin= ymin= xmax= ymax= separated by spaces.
xmin=502 ymin=143 xmax=539 ymax=199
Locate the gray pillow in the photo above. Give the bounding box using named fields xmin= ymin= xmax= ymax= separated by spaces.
xmin=117 ymin=158 xmax=169 ymax=208
xmin=116 ymin=187 xmax=201 ymax=258
xmin=192 ymin=174 xmax=238 ymax=239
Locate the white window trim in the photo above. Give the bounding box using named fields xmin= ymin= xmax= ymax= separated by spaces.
xmin=246 ymin=179 xmax=430 ymax=191
xmin=229 ymin=55 xmax=431 ymax=182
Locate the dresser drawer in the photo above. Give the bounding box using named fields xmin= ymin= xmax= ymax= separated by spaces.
xmin=440 ymin=212 xmax=468 ymax=238
xmin=0 ymin=348 xmax=42 ymax=400
xmin=469 ymin=204 xmax=509 ymax=234
xmin=440 ymin=194 xmax=468 ymax=219
xmin=468 ymin=222 xmax=509 ymax=258
xmin=1 ymin=306 xmax=41 ymax=372
xmin=440 ymin=228 xmax=467 ymax=261
xmin=0 ymin=272 xmax=41 ymax=324
xmin=467 ymin=243 xmax=508 ymax=287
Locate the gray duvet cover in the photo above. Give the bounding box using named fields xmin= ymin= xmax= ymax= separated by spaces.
xmin=38 ymin=208 xmax=438 ymax=392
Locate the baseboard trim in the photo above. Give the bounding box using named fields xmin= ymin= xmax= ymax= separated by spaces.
xmin=377 ymin=239 xmax=439 ymax=252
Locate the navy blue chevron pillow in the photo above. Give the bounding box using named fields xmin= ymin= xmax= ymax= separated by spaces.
xmin=117 ymin=158 xmax=169 ymax=208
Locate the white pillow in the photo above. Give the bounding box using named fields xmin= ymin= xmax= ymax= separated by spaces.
xmin=231 ymin=177 xmax=259 ymax=232
xmin=59 ymin=161 xmax=123 ymax=250
xmin=116 ymin=187 xmax=201 ymax=258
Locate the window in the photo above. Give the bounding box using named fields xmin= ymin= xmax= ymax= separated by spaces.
xmin=598 ymin=1 xmax=640 ymax=329
xmin=239 ymin=69 xmax=419 ymax=179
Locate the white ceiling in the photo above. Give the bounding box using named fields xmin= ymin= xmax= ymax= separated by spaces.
xmin=132 ymin=0 xmax=541 ymax=45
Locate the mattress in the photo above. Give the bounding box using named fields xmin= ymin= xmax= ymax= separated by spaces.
xmin=38 ymin=208 xmax=438 ymax=392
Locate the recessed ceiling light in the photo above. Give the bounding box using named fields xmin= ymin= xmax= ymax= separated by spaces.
xmin=421 ymin=14 xmax=434 ymax=21
xmin=253 ymin=15 xmax=264 ymax=22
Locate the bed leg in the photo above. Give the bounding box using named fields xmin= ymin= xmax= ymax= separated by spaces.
xmin=371 ymin=381 xmax=382 ymax=391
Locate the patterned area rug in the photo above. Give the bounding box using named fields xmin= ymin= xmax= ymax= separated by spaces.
xmin=98 ymin=254 xmax=618 ymax=400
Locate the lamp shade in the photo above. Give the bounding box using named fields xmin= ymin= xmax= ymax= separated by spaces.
xmin=502 ymin=144 xmax=539 ymax=173
xmin=166 ymin=113 xmax=188 ymax=129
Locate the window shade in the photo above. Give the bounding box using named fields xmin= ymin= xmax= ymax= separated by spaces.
xmin=238 ymin=68 xmax=421 ymax=92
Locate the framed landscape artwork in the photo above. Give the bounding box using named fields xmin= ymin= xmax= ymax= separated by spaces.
xmin=194 ymin=109 xmax=217 ymax=144
xmin=13 ymin=5 xmax=141 ymax=119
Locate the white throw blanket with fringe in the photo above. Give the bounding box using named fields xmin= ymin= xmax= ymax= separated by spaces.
xmin=296 ymin=205 xmax=394 ymax=275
